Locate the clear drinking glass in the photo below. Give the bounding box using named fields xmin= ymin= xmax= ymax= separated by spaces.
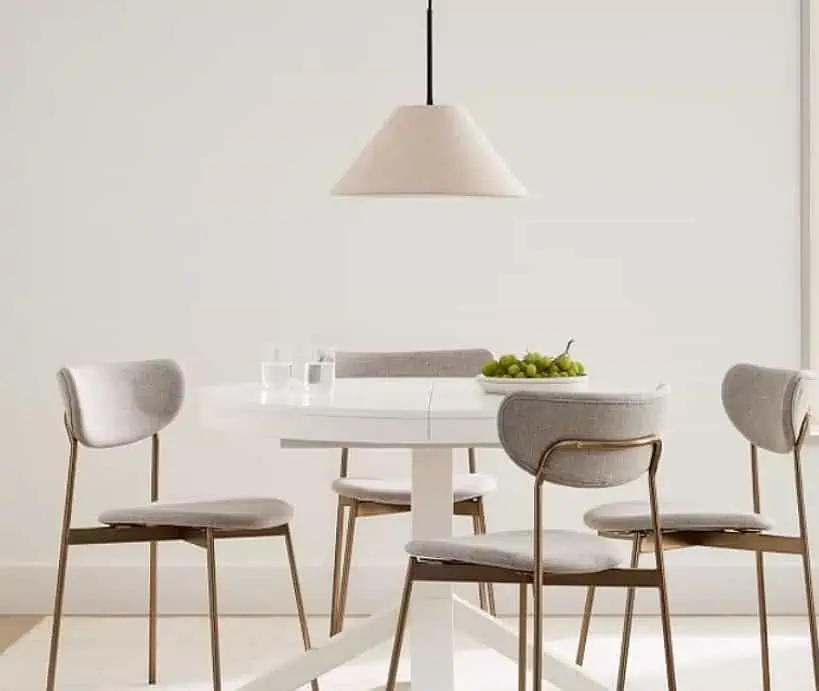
xmin=261 ymin=346 xmax=293 ymax=390
xmin=303 ymin=346 xmax=336 ymax=393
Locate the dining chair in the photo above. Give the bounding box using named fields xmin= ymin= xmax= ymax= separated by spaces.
xmin=329 ymin=348 xmax=497 ymax=635
xmin=47 ymin=358 xmax=319 ymax=691
xmin=575 ymin=363 xmax=817 ymax=691
xmin=384 ymin=386 xmax=678 ymax=691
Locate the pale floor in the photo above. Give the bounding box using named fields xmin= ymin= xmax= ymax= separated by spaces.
xmin=0 ymin=617 xmax=41 ymax=653
xmin=0 ymin=615 xmax=815 ymax=690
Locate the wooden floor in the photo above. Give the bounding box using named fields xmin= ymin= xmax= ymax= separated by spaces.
xmin=0 ymin=617 xmax=43 ymax=653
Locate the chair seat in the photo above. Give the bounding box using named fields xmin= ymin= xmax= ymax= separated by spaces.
xmin=332 ymin=473 xmax=497 ymax=505
xmin=406 ymin=529 xmax=622 ymax=573
xmin=99 ymin=497 xmax=294 ymax=531
xmin=583 ymin=501 xmax=775 ymax=534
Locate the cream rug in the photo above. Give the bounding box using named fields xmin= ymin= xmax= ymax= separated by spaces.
xmin=0 ymin=617 xmax=813 ymax=690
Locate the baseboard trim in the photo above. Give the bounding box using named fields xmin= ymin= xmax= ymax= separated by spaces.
xmin=0 ymin=562 xmax=813 ymax=616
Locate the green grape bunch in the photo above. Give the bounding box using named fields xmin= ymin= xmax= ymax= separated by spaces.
xmin=481 ymin=339 xmax=586 ymax=379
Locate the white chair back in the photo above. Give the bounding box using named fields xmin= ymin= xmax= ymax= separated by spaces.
xmin=57 ymin=358 xmax=185 ymax=448
xmin=721 ymin=363 xmax=815 ymax=453
xmin=497 ymin=386 xmax=670 ymax=488
xmin=335 ymin=349 xmax=492 ymax=378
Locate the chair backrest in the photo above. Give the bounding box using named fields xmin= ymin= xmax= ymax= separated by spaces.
xmin=721 ymin=363 xmax=815 ymax=454
xmin=497 ymin=386 xmax=669 ymax=488
xmin=57 ymin=358 xmax=185 ymax=448
xmin=335 ymin=348 xmax=492 ymax=378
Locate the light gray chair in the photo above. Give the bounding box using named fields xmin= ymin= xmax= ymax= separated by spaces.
xmin=47 ymin=359 xmax=318 ymax=691
xmin=329 ymin=349 xmax=498 ymax=635
xmin=384 ymin=386 xmax=678 ymax=691
xmin=576 ymin=363 xmax=818 ymax=691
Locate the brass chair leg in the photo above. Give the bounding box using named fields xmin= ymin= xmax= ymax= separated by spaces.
xmin=475 ymin=500 xmax=497 ymax=616
xmin=385 ymin=560 xmax=415 ymax=691
xmin=335 ymin=501 xmax=358 ymax=634
xmin=329 ymin=499 xmax=346 ymax=636
xmin=149 ymin=433 xmax=159 ymax=684
xmin=471 ymin=509 xmax=489 ymax=612
xmin=45 ymin=541 xmax=70 ymax=691
xmin=532 ymin=580 xmax=543 ymax=691
xmin=284 ymin=525 xmax=320 ymax=691
xmin=46 ymin=438 xmax=78 ymax=691
xmin=648 ymin=462 xmax=677 ymax=691
xmin=657 ymin=575 xmax=677 ymax=691
xmin=616 ymin=534 xmax=644 ymax=691
xmin=755 ymin=550 xmax=771 ymax=691
xmin=205 ymin=530 xmax=222 ymax=691
xmin=518 ymin=583 xmax=528 ymax=691
xmin=800 ymin=542 xmax=819 ymax=688
xmin=148 ymin=540 xmax=158 ymax=684
xmin=794 ymin=447 xmax=819 ymax=687
xmin=575 ymin=587 xmax=595 ymax=666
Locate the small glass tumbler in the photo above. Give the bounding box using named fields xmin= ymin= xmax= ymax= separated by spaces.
xmin=261 ymin=347 xmax=293 ymax=391
xmin=303 ymin=346 xmax=336 ymax=393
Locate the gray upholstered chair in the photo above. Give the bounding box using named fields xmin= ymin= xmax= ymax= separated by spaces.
xmin=575 ymin=363 xmax=818 ymax=691
xmin=329 ymin=349 xmax=498 ymax=635
xmin=384 ymin=386 xmax=678 ymax=691
xmin=47 ymin=359 xmax=318 ymax=691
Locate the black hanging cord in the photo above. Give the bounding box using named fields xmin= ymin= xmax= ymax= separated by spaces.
xmin=426 ymin=0 xmax=434 ymax=105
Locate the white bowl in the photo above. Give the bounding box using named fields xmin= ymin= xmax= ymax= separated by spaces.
xmin=476 ymin=374 xmax=590 ymax=395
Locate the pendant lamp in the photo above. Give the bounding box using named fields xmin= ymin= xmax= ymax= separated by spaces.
xmin=331 ymin=0 xmax=526 ymax=198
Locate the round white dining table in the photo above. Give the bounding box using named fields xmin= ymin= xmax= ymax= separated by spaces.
xmin=200 ymin=377 xmax=609 ymax=691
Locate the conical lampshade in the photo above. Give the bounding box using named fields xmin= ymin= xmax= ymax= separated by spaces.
xmin=332 ymin=105 xmax=526 ymax=197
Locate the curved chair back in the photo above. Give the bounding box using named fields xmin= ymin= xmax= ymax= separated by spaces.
xmin=497 ymin=386 xmax=669 ymax=488
xmin=57 ymin=358 xmax=185 ymax=448
xmin=336 ymin=349 xmax=492 ymax=378
xmin=722 ymin=363 xmax=815 ymax=454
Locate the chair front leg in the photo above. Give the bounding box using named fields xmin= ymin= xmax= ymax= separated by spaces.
xmin=335 ymin=501 xmax=359 ymax=635
xmin=329 ymin=498 xmax=346 ymax=636
xmin=575 ymin=587 xmax=595 ymax=666
xmin=204 ymin=529 xmax=222 ymax=691
xmin=471 ymin=505 xmax=490 ymax=613
xmin=284 ymin=525 xmax=320 ymax=691
xmin=385 ymin=560 xmax=415 ymax=691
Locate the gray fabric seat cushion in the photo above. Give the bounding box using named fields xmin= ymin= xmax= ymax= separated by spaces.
xmin=332 ymin=473 xmax=497 ymax=505
xmin=583 ymin=501 xmax=775 ymax=534
xmin=99 ymin=497 xmax=294 ymax=531
xmin=406 ymin=529 xmax=622 ymax=573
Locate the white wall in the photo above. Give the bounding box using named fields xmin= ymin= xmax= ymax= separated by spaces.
xmin=0 ymin=0 xmax=808 ymax=615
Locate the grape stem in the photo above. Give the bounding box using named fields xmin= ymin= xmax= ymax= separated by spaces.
xmin=557 ymin=338 xmax=575 ymax=359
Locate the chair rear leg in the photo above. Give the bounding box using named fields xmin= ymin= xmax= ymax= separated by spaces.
xmin=518 ymin=583 xmax=528 ymax=691
xmin=616 ymin=534 xmax=643 ymax=691
xmin=386 ymin=560 xmax=415 ymax=691
xmin=329 ymin=499 xmax=346 ymax=636
xmin=284 ymin=525 xmax=320 ymax=691
xmin=795 ymin=446 xmax=819 ymax=687
xmin=46 ymin=439 xmax=78 ymax=691
xmin=45 ymin=542 xmax=70 ymax=691
xmin=205 ymin=530 xmax=222 ymax=691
